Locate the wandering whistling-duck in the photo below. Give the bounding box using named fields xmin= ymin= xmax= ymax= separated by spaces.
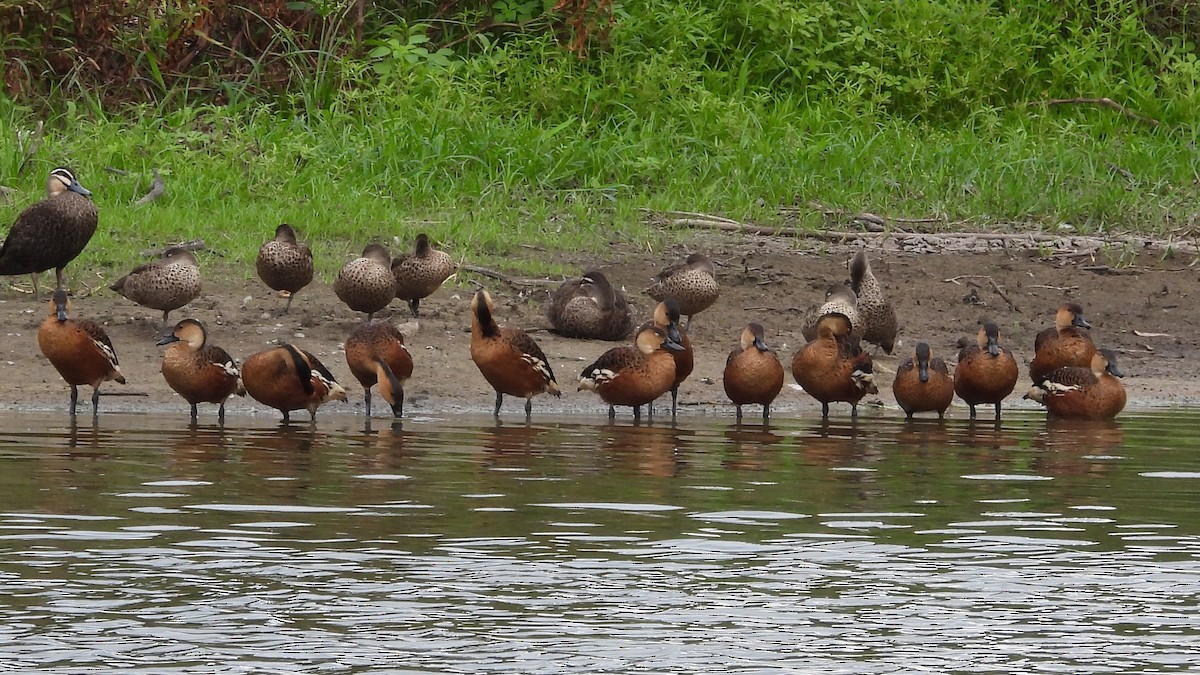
xmin=792 ymin=312 xmax=878 ymax=419
xmin=1025 ymin=348 xmax=1126 ymax=420
xmin=892 ymin=342 xmax=955 ymax=419
xmin=1029 ymin=302 xmax=1096 ymax=383
xmin=579 ymin=324 xmax=684 ymax=421
xmin=954 ymin=322 xmax=1019 ymax=420
xmin=651 ymin=297 xmax=693 ymax=417
xmin=345 ymin=320 xmax=413 ymax=418
xmin=157 ymin=318 xmax=244 ymax=422
xmin=37 ymin=289 xmax=125 ymax=415
xmin=470 ymin=289 xmax=561 ymax=418
xmin=242 ymin=344 xmax=347 ymax=421
xmin=723 ymin=322 xmax=785 ymax=422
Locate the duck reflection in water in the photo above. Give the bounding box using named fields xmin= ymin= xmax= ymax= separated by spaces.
xmin=1030 ymin=417 xmax=1124 ymax=478
xmin=798 ymin=418 xmax=880 ymax=467
xmin=721 ymin=425 xmax=786 ymax=472
xmin=596 ymin=423 xmax=685 ymax=478
xmin=163 ymin=421 xmax=234 ymax=470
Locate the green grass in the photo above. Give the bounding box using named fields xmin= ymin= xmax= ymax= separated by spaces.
xmin=1 ymin=90 xmax=1197 ymax=281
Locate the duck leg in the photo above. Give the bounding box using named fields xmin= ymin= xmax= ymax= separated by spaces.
xmin=69 ymin=385 xmax=79 ymax=416
xmin=190 ymin=403 xmax=198 ymax=422
xmin=408 ymin=299 xmax=421 ymax=317
xmin=283 ymin=293 xmax=296 ymax=314
xmin=735 ymin=404 xmax=743 ymax=421
xmin=670 ymin=387 xmax=678 ymax=417
xmin=608 ymin=405 xmax=616 ymax=421
xmin=219 ymin=402 xmax=226 ymax=424
xmin=633 ymin=405 xmax=641 ymax=422
xmin=762 ymin=405 xmax=770 ymax=422
xmin=969 ymin=404 xmax=977 ymax=420
xmin=364 ymin=387 xmax=373 ymax=418
xmin=32 ymin=273 xmax=42 ymax=301
xmin=851 ymin=403 xmax=859 ymax=420
xmin=493 ymin=391 xmax=503 ymax=417
xmin=821 ymin=402 xmax=830 ymax=419
xmin=91 ymin=386 xmax=101 ymax=415
xmin=994 ymin=403 xmax=1002 ymax=420
xmin=282 ymin=410 xmax=291 ymax=422
xmin=524 ymin=397 xmax=532 ymax=420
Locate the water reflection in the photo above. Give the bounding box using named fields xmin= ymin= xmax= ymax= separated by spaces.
xmin=0 ymin=410 xmax=1196 ymax=673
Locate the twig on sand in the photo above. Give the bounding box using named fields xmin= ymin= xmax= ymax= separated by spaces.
xmin=989 ymin=279 xmax=1018 ymax=312
xmin=1029 ymin=284 xmax=1079 ymax=292
xmin=943 ymin=275 xmax=992 ymax=285
xmin=134 ymin=169 xmax=165 ymax=206
xmin=461 ymin=264 xmax=558 ymax=287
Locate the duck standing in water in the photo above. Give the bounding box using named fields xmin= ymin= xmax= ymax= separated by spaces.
xmin=579 ymin=325 xmax=683 ymax=421
xmin=892 ymin=342 xmax=955 ymax=419
xmin=545 ymin=270 xmax=633 ymax=341
xmin=38 ymin=289 xmax=126 ymax=416
xmin=1029 ymin=302 xmax=1096 ymax=383
xmin=157 ymin=318 xmax=244 ymax=422
xmin=256 ymin=224 xmax=313 ymax=314
xmin=242 ymin=344 xmax=347 ymax=422
xmin=391 ymin=233 xmax=455 ymax=318
xmin=954 ymin=322 xmax=1019 ymax=420
xmin=470 ymin=289 xmax=561 ymax=418
xmin=334 ymin=244 xmax=396 ymax=320
xmin=645 ymin=253 xmax=718 ymax=328
xmin=110 ymin=246 xmax=202 ymax=327
xmin=792 ymin=309 xmax=878 ymax=420
xmin=722 ymin=322 xmax=784 ymax=422
xmin=0 ymin=167 xmax=98 ymax=299
xmin=1025 ymin=349 xmax=1126 ymax=420
xmin=345 ymin=320 xmax=413 ymax=418
xmin=650 ymin=297 xmax=693 ymax=417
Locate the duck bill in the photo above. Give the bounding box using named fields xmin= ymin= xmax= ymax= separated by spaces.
xmin=156 ymin=334 xmax=181 ymax=346
xmin=662 ymin=337 xmax=685 ymax=352
xmin=68 ymin=181 xmax=92 ymax=197
xmin=987 ymin=335 xmax=1000 ymax=357
xmin=753 ymin=336 xmax=769 ymax=352
xmin=1073 ymin=315 xmax=1091 ymax=330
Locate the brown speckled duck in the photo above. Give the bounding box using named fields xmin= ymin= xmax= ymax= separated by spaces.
xmin=892 ymin=342 xmax=955 ymax=419
xmin=391 ymin=233 xmax=455 ymax=317
xmin=645 ymin=253 xmax=718 ymax=328
xmin=110 ymin=246 xmax=201 ymax=326
xmin=579 ymin=324 xmax=684 ymax=421
xmin=723 ymin=322 xmax=785 ymax=422
xmin=849 ymin=250 xmax=898 ymax=353
xmin=345 ymin=320 xmax=413 ymax=418
xmin=801 ymin=284 xmax=863 ymax=342
xmin=334 ymin=244 xmax=396 ymax=319
xmin=38 ymin=289 xmax=126 ymax=416
xmin=157 ymin=318 xmax=244 ymax=422
xmin=1025 ymin=349 xmax=1125 ymax=420
xmin=256 ymin=224 xmax=313 ymax=314
xmin=0 ymin=167 xmax=98 ymax=299
xmin=545 ymin=270 xmax=634 ymax=341
xmin=242 ymin=344 xmax=347 ymax=421
xmin=471 ymin=289 xmax=561 ymax=418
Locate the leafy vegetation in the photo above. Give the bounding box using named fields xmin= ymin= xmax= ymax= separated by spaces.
xmin=0 ymin=0 xmax=1197 ymax=277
